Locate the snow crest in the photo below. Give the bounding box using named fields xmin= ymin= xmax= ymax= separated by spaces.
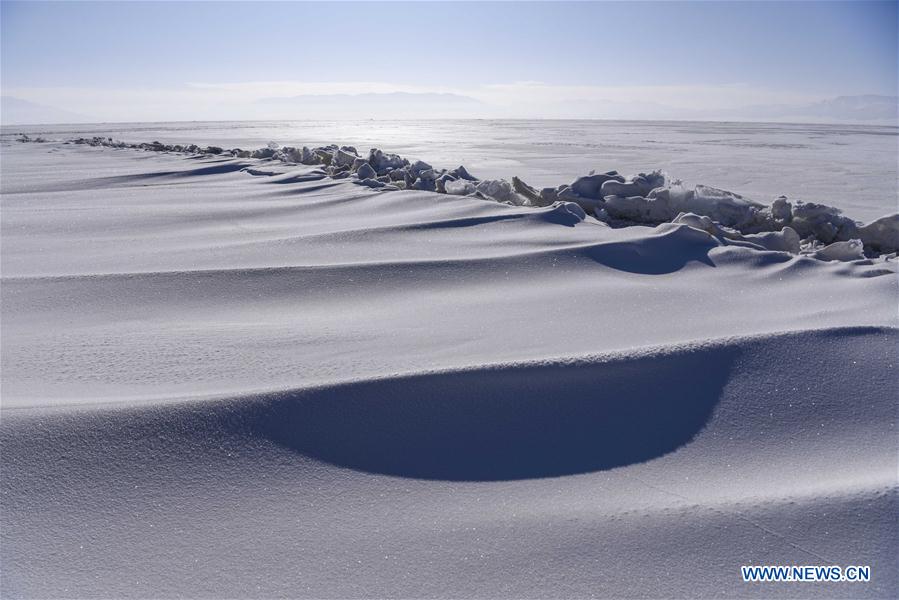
xmin=29 ymin=134 xmax=899 ymax=259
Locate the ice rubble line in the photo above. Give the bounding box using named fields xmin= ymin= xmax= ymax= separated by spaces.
xmin=32 ymin=134 xmax=899 ymax=258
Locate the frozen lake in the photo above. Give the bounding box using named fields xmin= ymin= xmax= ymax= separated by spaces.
xmin=4 ymin=119 xmax=897 ymax=221
xmin=2 ymin=139 xmax=896 ymax=598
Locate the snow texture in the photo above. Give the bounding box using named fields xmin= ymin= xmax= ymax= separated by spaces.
xmin=1 ymin=138 xmax=896 ymax=599
xmin=18 ymin=133 xmax=897 ymax=257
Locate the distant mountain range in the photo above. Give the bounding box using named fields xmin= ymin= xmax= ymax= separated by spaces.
xmin=1 ymin=93 xmax=895 ymax=125
xmin=256 ymin=92 xmax=483 ymax=118
xmin=527 ymin=94 xmax=899 ymax=123
xmin=737 ymin=95 xmax=898 ymax=122
xmin=259 ymin=91 xmax=481 ymax=106
xmin=1 ymin=96 xmax=93 ymax=125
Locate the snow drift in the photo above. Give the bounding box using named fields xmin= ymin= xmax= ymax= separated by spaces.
xmin=32 ymin=134 xmax=898 ymax=257
xmin=1 ymin=138 xmax=896 ymax=599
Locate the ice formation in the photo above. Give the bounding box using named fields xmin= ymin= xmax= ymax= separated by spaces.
xmin=33 ymin=135 xmax=899 ymax=259
xmin=812 ymin=239 xmax=866 ymax=262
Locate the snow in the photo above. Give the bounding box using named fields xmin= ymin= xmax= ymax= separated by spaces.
xmin=444 ymin=178 xmax=476 ymax=195
xmin=813 ymin=239 xmax=866 ymax=262
xmin=5 ymin=119 xmax=895 ymax=221
xmin=1 ymin=137 xmax=897 ymax=599
xmin=860 ymin=213 xmax=899 ymax=254
xmin=23 ymin=133 xmax=895 ymax=256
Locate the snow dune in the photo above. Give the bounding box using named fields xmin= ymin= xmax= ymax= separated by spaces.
xmin=30 ymin=134 xmax=898 ymax=257
xmin=1 ymin=140 xmax=896 ymax=598
xmin=7 ymin=120 xmax=897 ymax=222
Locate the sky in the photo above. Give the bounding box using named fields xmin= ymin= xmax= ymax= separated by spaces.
xmin=2 ymin=1 xmax=897 ymax=122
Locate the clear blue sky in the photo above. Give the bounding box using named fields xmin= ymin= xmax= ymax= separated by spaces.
xmin=2 ymin=1 xmax=897 ymax=121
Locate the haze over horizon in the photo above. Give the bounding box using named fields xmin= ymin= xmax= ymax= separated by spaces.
xmin=2 ymin=1 xmax=898 ymax=124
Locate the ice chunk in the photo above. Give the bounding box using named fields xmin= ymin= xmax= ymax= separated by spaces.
xmin=789 ymin=202 xmax=859 ymax=244
xmin=354 ymin=178 xmax=386 ymax=189
xmin=600 ymin=171 xmax=665 ymax=199
xmin=672 ymin=212 xmax=717 ymax=233
xmin=299 ymin=146 xmax=317 ymax=164
xmin=512 ymin=176 xmax=545 ymax=206
xmin=605 ymin=194 xmax=671 ymax=223
xmin=417 ymin=168 xmax=440 ymax=181
xmin=673 ymin=213 xmax=800 ymax=254
xmin=444 ymin=179 xmax=476 ymax=196
xmin=813 ymin=239 xmax=865 ymax=261
xmin=742 ymin=228 xmax=801 ymax=254
xmin=435 ymin=173 xmax=456 ymax=193
xmin=670 ymin=185 xmax=764 ymax=228
xmin=858 ymin=213 xmax=899 ymax=254
xmin=558 ymin=186 xmax=603 ymax=213
xmin=539 ymin=187 xmax=560 ymax=205
xmin=448 ymin=165 xmax=477 ymax=181
xmin=476 ymin=179 xmax=521 ymax=205
xmin=313 ymin=148 xmax=333 ymax=165
xmin=552 ymin=201 xmax=587 ymax=223
xmin=252 ymin=147 xmax=276 ymax=159
xmin=570 ymin=172 xmax=624 ymax=200
xmin=411 ymin=178 xmax=436 ymax=192
xmin=356 ymin=163 xmax=377 ymax=180
xmin=388 ymin=168 xmax=408 ymax=182
xmin=771 ymin=196 xmax=792 ymax=222
xmin=409 ymin=160 xmax=433 ymax=177
xmin=333 ymin=148 xmax=358 ymax=168
xmin=368 ymin=149 xmax=406 ymax=173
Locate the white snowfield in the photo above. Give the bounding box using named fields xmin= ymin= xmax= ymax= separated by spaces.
xmin=1 ymin=140 xmax=897 ymax=598
xmin=7 ymin=120 xmax=898 ymax=222
xmin=27 ymin=134 xmax=899 ymax=257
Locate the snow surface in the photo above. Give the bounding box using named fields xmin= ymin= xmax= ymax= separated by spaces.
xmin=1 ymin=140 xmax=897 ymax=598
xmin=19 ymin=134 xmax=896 ymax=256
xmin=4 ymin=119 xmax=897 ymax=221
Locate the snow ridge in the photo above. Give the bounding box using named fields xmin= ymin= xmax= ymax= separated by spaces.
xmin=16 ymin=134 xmax=898 ymax=258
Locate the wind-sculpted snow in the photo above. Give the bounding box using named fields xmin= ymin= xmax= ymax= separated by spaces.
xmin=21 ymin=133 xmax=897 ymax=257
xmin=1 ymin=138 xmax=896 ymax=598
xmin=2 ymin=328 xmax=896 ymax=597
